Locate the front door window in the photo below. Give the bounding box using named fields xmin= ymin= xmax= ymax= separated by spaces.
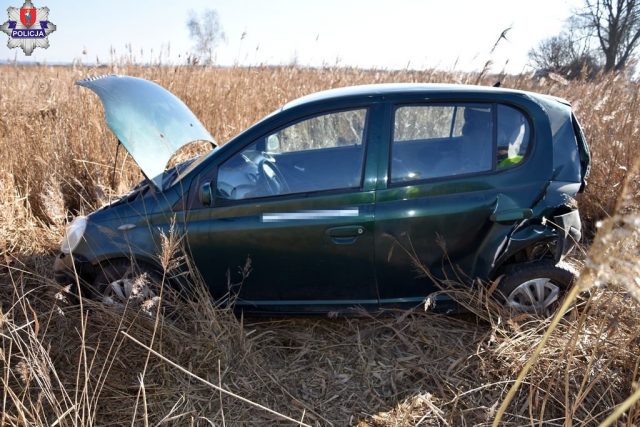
xmin=217 ymin=109 xmax=368 ymax=200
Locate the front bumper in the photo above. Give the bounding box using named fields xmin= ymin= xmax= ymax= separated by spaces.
xmin=53 ymin=252 xmax=96 ymax=285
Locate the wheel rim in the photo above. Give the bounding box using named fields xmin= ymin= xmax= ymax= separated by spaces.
xmin=101 ymin=274 xmax=157 ymax=306
xmin=505 ymin=278 xmax=560 ymax=314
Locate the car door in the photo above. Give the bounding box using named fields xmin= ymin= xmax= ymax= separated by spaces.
xmin=374 ymin=100 xmax=552 ymax=305
xmin=186 ymin=106 xmax=381 ymax=312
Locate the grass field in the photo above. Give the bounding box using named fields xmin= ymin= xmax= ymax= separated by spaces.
xmin=0 ymin=64 xmax=639 ymax=425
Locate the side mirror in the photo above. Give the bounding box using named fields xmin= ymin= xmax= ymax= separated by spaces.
xmin=200 ymin=182 xmax=212 ymax=206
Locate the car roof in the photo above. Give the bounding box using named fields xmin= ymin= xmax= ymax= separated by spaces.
xmin=282 ymin=83 xmax=569 ymax=110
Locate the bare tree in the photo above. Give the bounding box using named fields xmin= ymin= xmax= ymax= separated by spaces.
xmin=529 ymin=20 xmax=601 ymax=78
xmin=187 ymin=9 xmax=226 ymax=65
xmin=581 ymin=0 xmax=640 ymax=71
xmin=529 ymin=34 xmax=576 ymax=71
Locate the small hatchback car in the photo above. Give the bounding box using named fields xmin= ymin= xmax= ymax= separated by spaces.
xmin=54 ymin=76 xmax=590 ymax=314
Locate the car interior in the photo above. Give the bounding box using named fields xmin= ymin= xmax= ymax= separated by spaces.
xmin=216 ymin=140 xmax=365 ymax=200
xmin=216 ymin=104 xmax=531 ymax=200
xmin=391 ymin=106 xmax=494 ymax=182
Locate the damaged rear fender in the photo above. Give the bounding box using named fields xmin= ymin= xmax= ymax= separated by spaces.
xmin=490 ymin=208 xmax=582 ymax=277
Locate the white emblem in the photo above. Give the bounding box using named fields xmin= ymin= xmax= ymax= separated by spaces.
xmin=0 ymin=1 xmax=56 ymax=56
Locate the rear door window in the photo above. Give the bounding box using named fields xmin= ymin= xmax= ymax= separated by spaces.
xmin=392 ymin=104 xmax=493 ymax=182
xmin=391 ymin=103 xmax=530 ymax=183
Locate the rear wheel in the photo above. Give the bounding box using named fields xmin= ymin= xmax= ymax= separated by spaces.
xmin=497 ymin=260 xmax=577 ymax=315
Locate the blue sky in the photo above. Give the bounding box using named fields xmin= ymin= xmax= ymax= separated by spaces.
xmin=0 ymin=0 xmax=581 ymax=73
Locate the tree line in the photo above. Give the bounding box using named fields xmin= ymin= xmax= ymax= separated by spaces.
xmin=529 ymin=0 xmax=640 ymax=78
xmin=185 ymin=2 xmax=640 ymax=79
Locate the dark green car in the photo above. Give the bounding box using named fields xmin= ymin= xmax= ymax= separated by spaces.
xmin=54 ymin=76 xmax=590 ymax=314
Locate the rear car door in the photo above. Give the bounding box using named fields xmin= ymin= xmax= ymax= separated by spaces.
xmin=374 ymin=99 xmax=552 ymax=306
xmin=186 ymin=106 xmax=381 ymax=313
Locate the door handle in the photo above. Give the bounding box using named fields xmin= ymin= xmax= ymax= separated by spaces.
xmin=327 ymin=225 xmax=365 ymax=237
xmin=326 ymin=226 xmax=365 ymax=244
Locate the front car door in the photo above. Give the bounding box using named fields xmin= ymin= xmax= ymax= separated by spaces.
xmin=186 ymin=105 xmax=382 ymax=313
xmin=374 ymin=95 xmax=552 ymax=307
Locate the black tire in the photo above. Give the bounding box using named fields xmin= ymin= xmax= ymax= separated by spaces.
xmin=497 ymin=260 xmax=577 ymax=315
xmin=90 ymin=259 xmax=164 ymax=306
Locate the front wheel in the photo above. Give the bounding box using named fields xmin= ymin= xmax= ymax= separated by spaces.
xmin=497 ymin=260 xmax=577 ymax=315
xmin=91 ymin=259 xmax=164 ymax=309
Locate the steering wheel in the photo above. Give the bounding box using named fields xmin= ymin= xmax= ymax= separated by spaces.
xmin=257 ymin=156 xmax=290 ymax=195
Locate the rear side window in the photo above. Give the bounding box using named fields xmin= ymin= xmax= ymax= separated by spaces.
xmin=391 ymin=103 xmax=530 ymax=183
xmin=497 ymin=105 xmax=530 ymax=168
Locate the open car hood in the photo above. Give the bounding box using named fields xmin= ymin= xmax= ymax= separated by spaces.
xmin=77 ymin=75 xmax=216 ymax=190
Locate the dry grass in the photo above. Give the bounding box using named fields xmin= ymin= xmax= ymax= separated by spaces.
xmin=1 ymin=65 xmax=637 ymax=244
xmin=0 ymin=64 xmax=639 ymax=425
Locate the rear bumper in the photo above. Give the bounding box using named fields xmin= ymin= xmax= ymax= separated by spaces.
xmin=553 ymin=209 xmax=582 ymax=261
xmin=53 ymin=252 xmax=95 ymax=285
xmin=491 ymin=208 xmax=582 ymax=275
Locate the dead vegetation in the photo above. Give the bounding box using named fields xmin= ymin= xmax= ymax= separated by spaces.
xmin=0 ymin=64 xmax=639 ymax=425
